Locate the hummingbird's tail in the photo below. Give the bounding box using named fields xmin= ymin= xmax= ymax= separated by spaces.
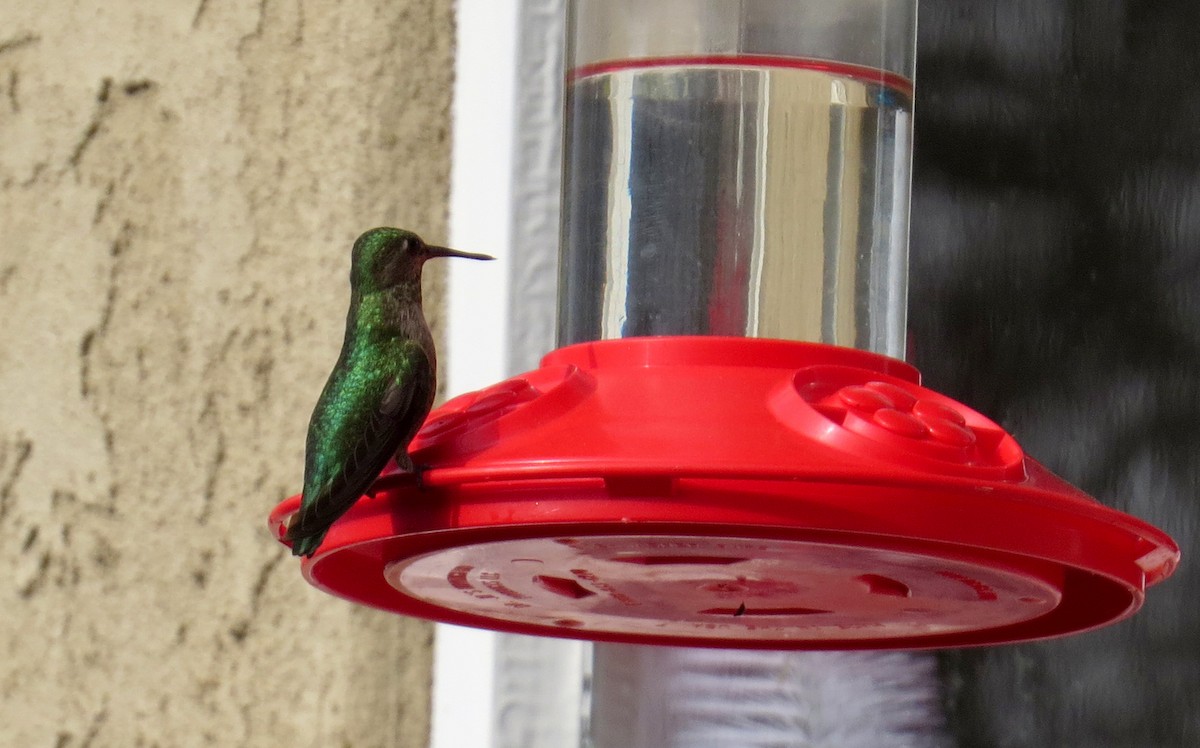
xmin=285 ymin=521 xmax=327 ymax=558
xmin=290 ymin=534 xmax=324 ymax=558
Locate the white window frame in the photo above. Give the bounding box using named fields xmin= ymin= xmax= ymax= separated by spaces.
xmin=436 ymin=3 xmax=583 ymax=748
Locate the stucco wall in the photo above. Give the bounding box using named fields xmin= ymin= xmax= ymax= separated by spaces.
xmin=0 ymin=2 xmax=453 ymax=745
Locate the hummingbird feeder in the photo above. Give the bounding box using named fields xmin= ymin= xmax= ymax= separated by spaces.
xmin=271 ymin=0 xmax=1178 ymax=650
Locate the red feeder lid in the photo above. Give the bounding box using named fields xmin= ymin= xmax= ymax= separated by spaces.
xmin=269 ymin=337 xmax=1179 ymax=649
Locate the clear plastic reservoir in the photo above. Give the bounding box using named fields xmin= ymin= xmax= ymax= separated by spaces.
xmin=558 ymin=0 xmax=917 ymax=357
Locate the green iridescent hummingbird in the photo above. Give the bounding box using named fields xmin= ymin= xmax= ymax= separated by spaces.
xmin=286 ymin=227 xmax=494 ymax=557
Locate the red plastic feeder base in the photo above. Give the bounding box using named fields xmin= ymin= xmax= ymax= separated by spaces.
xmin=269 ymin=337 xmax=1178 ymax=649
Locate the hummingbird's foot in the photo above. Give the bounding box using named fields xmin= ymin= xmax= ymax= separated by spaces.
xmin=389 ymin=452 xmax=428 ymax=488
xmin=413 ymin=463 xmax=432 ymax=489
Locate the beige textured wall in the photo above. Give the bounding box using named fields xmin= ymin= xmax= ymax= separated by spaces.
xmin=0 ymin=1 xmax=454 ymax=745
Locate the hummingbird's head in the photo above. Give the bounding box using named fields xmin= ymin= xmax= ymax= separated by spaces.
xmin=350 ymin=227 xmax=494 ymax=292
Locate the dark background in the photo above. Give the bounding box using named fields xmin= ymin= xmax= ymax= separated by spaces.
xmin=910 ymin=2 xmax=1199 ymax=745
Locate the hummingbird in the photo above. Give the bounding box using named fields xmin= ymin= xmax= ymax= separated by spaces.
xmin=286 ymin=227 xmax=494 ymax=557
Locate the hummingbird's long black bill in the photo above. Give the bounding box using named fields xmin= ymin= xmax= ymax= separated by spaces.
xmin=426 ymin=245 xmax=496 ymax=261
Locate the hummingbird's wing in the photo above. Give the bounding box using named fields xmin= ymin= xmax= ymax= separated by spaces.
xmin=287 ymin=341 xmax=434 ymax=555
